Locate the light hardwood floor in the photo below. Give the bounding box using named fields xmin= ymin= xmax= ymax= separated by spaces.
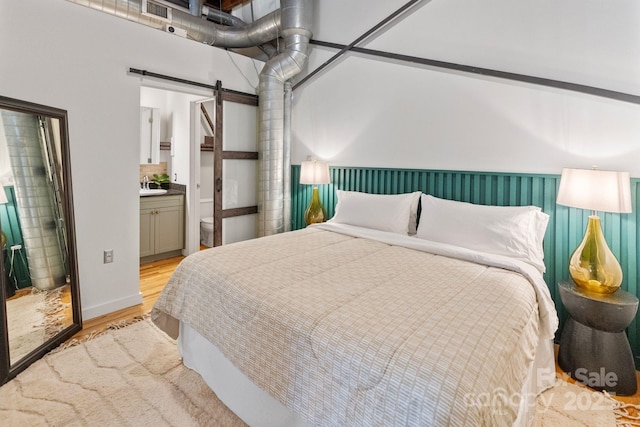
xmin=71 ymin=254 xmax=640 ymax=408
xmin=69 ymin=254 xmax=185 ymax=341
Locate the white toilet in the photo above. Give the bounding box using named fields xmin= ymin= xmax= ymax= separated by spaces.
xmin=200 ymin=217 xmax=214 ymax=247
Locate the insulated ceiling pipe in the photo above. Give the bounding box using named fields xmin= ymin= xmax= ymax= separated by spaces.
xmin=201 ymin=6 xmax=279 ymax=58
xmin=188 ymin=0 xmax=203 ymax=16
xmin=204 ymin=6 xmax=248 ymax=26
xmin=68 ymin=0 xmax=312 ymax=236
xmin=259 ymin=0 xmax=311 ymax=234
xmin=283 ymin=81 xmax=292 ymax=232
xmin=68 ymin=0 xmax=282 ymax=47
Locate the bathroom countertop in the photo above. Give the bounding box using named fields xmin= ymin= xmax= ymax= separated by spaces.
xmin=162 ymin=188 xmax=184 ymax=196
xmin=139 ymin=183 xmax=186 ymax=197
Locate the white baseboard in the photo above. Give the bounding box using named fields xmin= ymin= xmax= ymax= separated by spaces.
xmin=81 ymin=292 xmax=143 ymax=321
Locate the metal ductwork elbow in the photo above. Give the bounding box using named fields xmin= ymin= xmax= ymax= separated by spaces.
xmin=67 ymin=0 xmax=314 ymax=236
xmin=189 ymin=0 xmax=204 ymax=16
xmin=258 ymin=0 xmax=312 ymax=235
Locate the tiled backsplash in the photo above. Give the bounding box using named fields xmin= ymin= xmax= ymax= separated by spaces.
xmin=139 ymin=162 xmax=167 ymax=183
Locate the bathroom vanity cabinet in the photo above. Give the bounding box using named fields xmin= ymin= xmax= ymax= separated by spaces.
xmin=140 ymin=194 xmax=184 ymax=263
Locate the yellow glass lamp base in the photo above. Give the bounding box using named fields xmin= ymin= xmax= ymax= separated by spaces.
xmin=569 ymin=215 xmax=623 ymax=294
xmin=304 ymin=187 xmax=327 ymax=225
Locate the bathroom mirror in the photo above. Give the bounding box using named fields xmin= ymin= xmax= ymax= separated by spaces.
xmin=140 ymin=106 xmax=160 ymax=164
xmin=0 ymin=96 xmax=82 ymax=385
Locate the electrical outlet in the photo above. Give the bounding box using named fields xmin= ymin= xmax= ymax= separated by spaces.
xmin=104 ymin=249 xmax=114 ymax=264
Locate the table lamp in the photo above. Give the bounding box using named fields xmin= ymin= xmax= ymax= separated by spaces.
xmin=300 ymin=159 xmax=330 ymax=225
xmin=556 ymin=167 xmax=632 ymax=293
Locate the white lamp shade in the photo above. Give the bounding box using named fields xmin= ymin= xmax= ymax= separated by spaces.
xmin=300 ymin=161 xmax=330 ymax=185
xmin=557 ymin=168 xmax=632 ymax=213
xmin=0 ymin=187 xmax=7 ymax=205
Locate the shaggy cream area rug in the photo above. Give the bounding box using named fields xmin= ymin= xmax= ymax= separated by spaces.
xmin=533 ymin=380 xmax=618 ymax=427
xmin=6 ymin=287 xmax=66 ymax=362
xmin=0 ymin=317 xmax=635 ymax=426
xmin=0 ymin=317 xmax=245 ymax=426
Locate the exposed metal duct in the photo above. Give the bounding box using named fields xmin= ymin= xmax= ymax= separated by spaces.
xmin=68 ymin=0 xmax=312 ymax=236
xmin=69 ymin=0 xmax=281 ymax=46
xmin=282 ymin=80 xmax=292 ymax=232
xmin=201 ymin=5 xmax=279 ymax=58
xmin=202 ymin=4 xmax=246 ymax=26
xmin=1 ymin=111 xmax=67 ymax=291
xmin=188 ymin=0 xmax=203 ymax=16
xmin=257 ymin=0 xmax=311 ymax=235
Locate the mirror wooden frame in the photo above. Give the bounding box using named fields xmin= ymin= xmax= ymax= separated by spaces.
xmin=0 ymin=96 xmax=82 ymax=385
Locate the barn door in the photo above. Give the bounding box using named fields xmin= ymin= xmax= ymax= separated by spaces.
xmin=212 ymin=83 xmax=258 ymax=247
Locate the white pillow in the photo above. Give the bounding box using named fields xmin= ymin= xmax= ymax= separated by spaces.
xmin=408 ymin=191 xmax=421 ymax=235
xmin=416 ymin=194 xmax=549 ymax=272
xmin=329 ymin=190 xmax=421 ymax=235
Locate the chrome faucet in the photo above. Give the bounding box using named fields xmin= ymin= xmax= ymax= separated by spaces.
xmin=142 ymin=175 xmax=149 ymax=190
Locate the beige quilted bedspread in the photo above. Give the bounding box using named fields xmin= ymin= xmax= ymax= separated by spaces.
xmin=152 ymin=226 xmax=544 ymax=426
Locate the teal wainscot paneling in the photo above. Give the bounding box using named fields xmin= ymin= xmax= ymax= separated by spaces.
xmin=1 ymin=186 xmax=31 ymax=291
xmin=291 ymin=165 xmax=640 ymax=369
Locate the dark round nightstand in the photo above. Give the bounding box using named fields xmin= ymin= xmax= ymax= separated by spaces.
xmin=558 ymin=280 xmax=638 ymax=395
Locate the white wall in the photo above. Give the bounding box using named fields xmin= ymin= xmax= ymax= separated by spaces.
xmin=200 ymin=101 xmax=216 ymax=214
xmin=3 ymin=0 xmax=638 ymax=318
xmin=0 ymin=0 xmax=260 ymax=319
xmin=292 ymin=0 xmax=640 ymax=177
xmin=0 ymin=116 xmax=11 ymax=185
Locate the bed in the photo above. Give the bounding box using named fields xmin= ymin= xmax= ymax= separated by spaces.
xmin=151 ymin=192 xmax=559 ymax=427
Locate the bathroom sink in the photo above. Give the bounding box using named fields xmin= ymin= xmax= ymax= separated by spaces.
xmin=139 ymin=188 xmax=167 ymax=196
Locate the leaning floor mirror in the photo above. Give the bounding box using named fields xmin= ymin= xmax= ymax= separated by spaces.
xmin=0 ymin=96 xmax=81 ymax=385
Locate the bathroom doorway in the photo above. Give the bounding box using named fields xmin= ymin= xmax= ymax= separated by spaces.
xmin=138 ymin=80 xmax=259 ymax=258
xmin=138 ymin=83 xmax=212 ymax=259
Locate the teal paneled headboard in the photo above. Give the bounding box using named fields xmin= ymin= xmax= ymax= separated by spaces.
xmin=291 ymin=165 xmax=640 ymax=368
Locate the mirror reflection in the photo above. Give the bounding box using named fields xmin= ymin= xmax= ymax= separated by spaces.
xmin=140 ymin=106 xmax=160 ymax=164
xmin=0 ymin=97 xmax=81 ymax=374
